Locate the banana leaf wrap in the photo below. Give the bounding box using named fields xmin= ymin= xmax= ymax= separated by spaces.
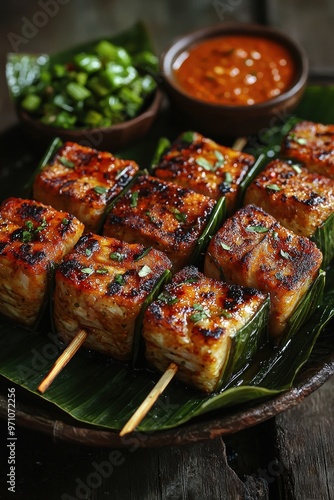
xmin=218 ymin=296 xmax=270 ymax=387
xmin=310 ymin=213 xmax=334 ymax=269
xmin=0 ymin=86 xmax=334 ymax=432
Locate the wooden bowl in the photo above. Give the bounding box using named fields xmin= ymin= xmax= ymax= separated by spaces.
xmin=17 ymin=88 xmax=163 ymax=153
xmin=160 ymin=23 xmax=309 ymax=138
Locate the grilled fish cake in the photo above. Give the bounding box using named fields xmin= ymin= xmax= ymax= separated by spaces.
xmin=0 ymin=197 xmax=84 ymax=327
xmin=204 ymin=204 xmax=323 ymax=338
xmin=33 ymin=141 xmax=139 ymax=232
xmin=153 ymin=131 xmax=255 ymax=212
xmin=142 ymin=266 xmax=268 ymax=393
xmin=54 ymin=233 xmax=172 ymax=361
xmin=103 ymin=174 xmax=216 ymax=272
xmin=282 ymin=120 xmax=334 ymax=178
xmin=244 ymin=158 xmax=334 ymax=237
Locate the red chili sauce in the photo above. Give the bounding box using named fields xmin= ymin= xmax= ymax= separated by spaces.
xmin=173 ymin=35 xmax=295 ymax=106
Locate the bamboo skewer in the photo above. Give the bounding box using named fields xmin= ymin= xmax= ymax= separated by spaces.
xmin=119 ymin=362 xmax=178 ymax=436
xmin=119 ymin=137 xmax=248 ymax=435
xmin=37 ymin=329 xmax=88 ymax=394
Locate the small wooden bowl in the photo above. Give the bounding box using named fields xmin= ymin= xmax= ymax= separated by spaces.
xmin=160 ymin=23 xmax=309 ymax=138
xmin=17 ymin=88 xmax=163 ymax=153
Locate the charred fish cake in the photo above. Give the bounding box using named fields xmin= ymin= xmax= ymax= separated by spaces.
xmin=142 ymin=266 xmax=269 ymax=393
xmin=282 ymin=120 xmax=334 ymax=178
xmin=153 ymin=131 xmax=255 ymax=212
xmin=244 ymin=158 xmax=334 ymax=267
xmin=204 ymin=204 xmax=323 ymax=339
xmin=103 ymin=174 xmax=216 ymax=272
xmin=54 ymin=234 xmax=172 ymax=361
xmin=33 ymin=141 xmax=139 ymax=232
xmin=0 ymin=197 xmax=84 ymax=328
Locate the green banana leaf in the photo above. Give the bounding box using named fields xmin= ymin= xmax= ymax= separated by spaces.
xmin=1 ymin=85 xmax=334 ymax=432
xmin=311 ymin=212 xmax=334 ymax=269
xmin=0 ymin=278 xmax=332 ymax=431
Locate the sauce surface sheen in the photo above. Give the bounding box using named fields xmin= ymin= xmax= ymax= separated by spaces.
xmin=173 ymin=35 xmax=295 ymax=106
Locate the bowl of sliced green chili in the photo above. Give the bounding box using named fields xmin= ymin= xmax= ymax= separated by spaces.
xmin=6 ymin=22 xmax=163 ymax=151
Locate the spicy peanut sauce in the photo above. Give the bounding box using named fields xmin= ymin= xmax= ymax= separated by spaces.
xmin=173 ymin=35 xmax=295 ymax=106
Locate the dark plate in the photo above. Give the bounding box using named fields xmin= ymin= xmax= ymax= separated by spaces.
xmin=0 ymin=106 xmax=333 ymax=448
xmin=0 ymin=339 xmax=333 ymax=448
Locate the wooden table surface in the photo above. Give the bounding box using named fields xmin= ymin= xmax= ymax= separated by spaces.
xmin=0 ymin=2 xmax=333 ymax=499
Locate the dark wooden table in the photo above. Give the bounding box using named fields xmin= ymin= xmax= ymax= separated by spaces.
xmin=0 ymin=2 xmax=333 ymax=499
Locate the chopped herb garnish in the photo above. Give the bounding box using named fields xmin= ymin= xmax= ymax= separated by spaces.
xmin=181 ymin=131 xmax=196 ymax=143
xmin=96 ymin=268 xmax=109 ymax=274
xmin=224 ymin=172 xmax=233 ymax=184
xmin=196 ymin=157 xmax=214 ymax=171
xmin=22 ymin=218 xmax=47 ymax=242
xmin=114 ymin=273 xmax=125 ymax=285
xmin=219 ymin=309 xmax=232 ymax=319
xmin=110 ymin=251 xmax=125 ymax=262
xmin=291 ymin=164 xmax=302 ymax=174
xmin=159 ymin=292 xmax=178 ymax=305
xmin=275 ymin=271 xmax=284 ymax=281
xmin=145 ymin=210 xmax=157 ymax=223
xmin=214 ymin=149 xmax=225 ymax=169
xmin=134 ymin=247 xmax=152 ymax=261
xmin=94 ymin=186 xmax=108 ymax=195
xmin=81 ymin=267 xmax=94 ymax=275
xmin=189 ymin=304 xmax=210 ymax=323
xmin=221 ymin=242 xmax=231 ymax=251
xmin=294 ymin=136 xmax=307 ymax=145
xmin=280 ymin=249 xmax=290 ymax=260
xmin=267 ymin=184 xmax=281 ymax=191
xmin=85 ymin=248 xmax=92 ymax=257
xmin=36 ymin=218 xmax=47 ymax=231
xmin=130 ymin=191 xmax=139 ymax=208
xmin=246 ymin=225 xmax=269 ymax=233
xmin=22 ymin=230 xmax=33 ymax=243
xmin=170 ymin=207 xmax=187 ymax=223
xmin=59 ymin=156 xmax=75 ymax=168
xmin=183 ymin=276 xmax=200 ymax=284
xmin=138 ymin=265 xmax=152 ymax=278
xmin=62 ymin=218 xmax=69 ymax=225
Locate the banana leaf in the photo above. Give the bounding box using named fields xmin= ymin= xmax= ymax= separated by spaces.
xmin=189 ymin=196 xmax=227 ymax=267
xmin=310 ymin=213 xmax=334 ymax=269
xmin=279 ymin=269 xmax=326 ymax=345
xmin=219 ymin=297 xmax=270 ymax=386
xmin=0 ymin=280 xmax=332 ymax=431
xmin=22 ymin=136 xmax=63 ymax=197
xmin=1 ymin=85 xmax=334 ymax=432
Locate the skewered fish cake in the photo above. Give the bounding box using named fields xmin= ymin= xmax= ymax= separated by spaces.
xmin=204 ymin=204 xmax=323 ymax=338
xmin=53 ymin=233 xmax=172 ymax=361
xmin=152 ymin=131 xmax=255 ymax=212
xmin=282 ymin=120 xmax=334 ymax=178
xmin=142 ymin=266 xmax=269 ymax=393
xmin=33 ymin=141 xmax=139 ymax=232
xmin=103 ymin=173 xmax=217 ymax=272
xmin=0 ymin=197 xmax=84 ymax=328
xmin=244 ymin=158 xmax=334 ymax=266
